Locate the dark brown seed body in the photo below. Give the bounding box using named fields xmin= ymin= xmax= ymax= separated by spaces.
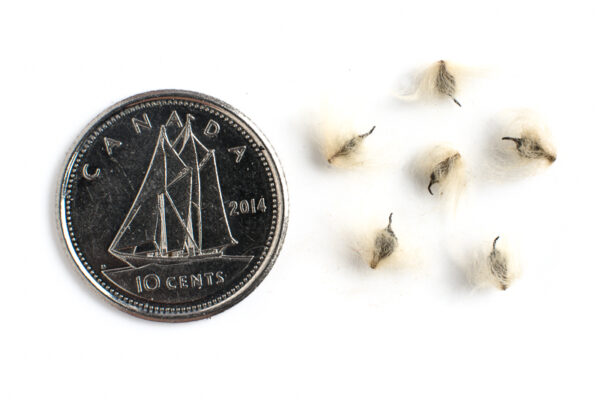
xmin=502 ymin=135 xmax=556 ymax=163
xmin=428 ymin=152 xmax=461 ymax=195
xmin=489 ymin=236 xmax=509 ymax=290
xmin=435 ymin=60 xmax=461 ymax=107
xmin=328 ymin=126 xmax=376 ymax=164
xmin=370 ymin=213 xmax=398 ymax=269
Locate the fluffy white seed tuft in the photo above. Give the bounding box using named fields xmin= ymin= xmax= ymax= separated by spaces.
xmin=354 ymin=212 xmax=419 ymax=270
xmin=492 ymin=109 xmax=556 ymax=176
xmin=324 ymin=125 xmax=376 ymax=168
xmin=414 ymin=144 xmax=466 ymax=198
xmin=397 ymin=60 xmax=468 ymax=106
xmin=469 ymin=236 xmax=521 ymax=290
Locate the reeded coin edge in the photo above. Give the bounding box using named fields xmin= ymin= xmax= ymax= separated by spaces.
xmin=58 ymin=90 xmax=288 ymax=321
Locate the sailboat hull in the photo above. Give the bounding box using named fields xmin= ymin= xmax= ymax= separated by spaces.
xmin=116 ymin=252 xmax=230 ymax=269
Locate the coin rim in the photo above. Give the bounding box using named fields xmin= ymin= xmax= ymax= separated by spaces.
xmin=57 ymin=89 xmax=289 ymax=321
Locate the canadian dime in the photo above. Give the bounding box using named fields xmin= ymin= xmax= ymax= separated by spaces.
xmin=59 ymin=90 xmax=288 ymax=321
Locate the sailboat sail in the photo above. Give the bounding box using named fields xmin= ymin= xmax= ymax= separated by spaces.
xmin=176 ymin=118 xmax=204 ymax=250
xmin=199 ymin=145 xmax=238 ymax=251
xmin=109 ymin=115 xmax=237 ymax=267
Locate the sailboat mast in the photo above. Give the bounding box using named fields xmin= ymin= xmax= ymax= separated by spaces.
xmin=158 ymin=193 xmax=167 ymax=255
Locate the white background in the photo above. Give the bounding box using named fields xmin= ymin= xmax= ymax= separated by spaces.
xmin=1 ymin=1 xmax=599 ymax=399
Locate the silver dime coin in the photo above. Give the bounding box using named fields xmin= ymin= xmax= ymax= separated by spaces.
xmin=58 ymin=90 xmax=288 ymax=321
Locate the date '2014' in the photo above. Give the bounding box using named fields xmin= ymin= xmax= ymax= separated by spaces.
xmin=228 ymin=197 xmax=267 ymax=216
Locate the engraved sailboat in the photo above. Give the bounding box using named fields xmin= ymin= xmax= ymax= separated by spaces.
xmin=109 ymin=115 xmax=239 ymax=268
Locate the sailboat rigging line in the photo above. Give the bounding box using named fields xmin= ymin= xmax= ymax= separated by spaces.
xmin=110 ymin=204 xmax=142 ymax=253
xmin=164 ymin=190 xmax=200 ymax=252
xmin=197 ymin=143 xmax=213 ymax=168
xmin=171 ymin=114 xmax=194 ymax=148
xmin=166 ymin=167 xmax=192 ymax=188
